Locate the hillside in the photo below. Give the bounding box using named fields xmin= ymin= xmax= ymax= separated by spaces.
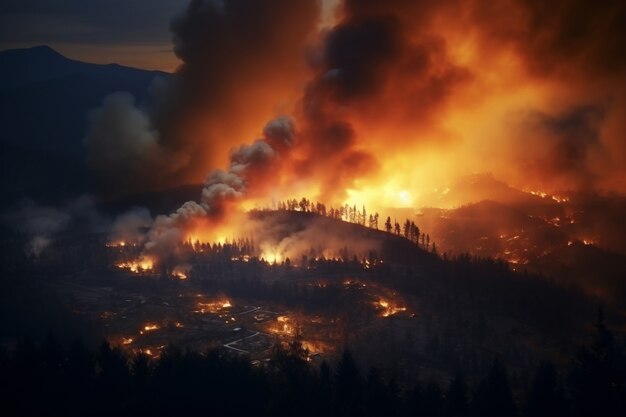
xmin=250 ymin=210 xmax=439 ymax=266
xmin=0 ymin=46 xmax=169 ymax=157
xmin=418 ymin=197 xmax=626 ymax=302
xmin=0 ymin=46 xmax=170 ymax=205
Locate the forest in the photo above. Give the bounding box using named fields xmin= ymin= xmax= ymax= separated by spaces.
xmin=1 ymin=310 xmax=624 ymax=416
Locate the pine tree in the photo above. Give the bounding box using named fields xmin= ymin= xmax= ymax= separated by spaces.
xmin=385 ymin=217 xmax=392 ymax=233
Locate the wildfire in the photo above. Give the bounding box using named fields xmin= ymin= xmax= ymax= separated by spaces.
xmin=121 ymin=337 xmax=134 ymax=345
xmin=106 ymin=241 xmax=127 ymax=247
xmin=184 ymin=215 xmax=242 ymax=247
xmin=547 ymin=217 xmax=561 ymax=227
xmin=397 ymin=190 xmax=412 ymax=206
xmin=173 ymin=271 xmax=187 ymax=279
xmin=172 ymin=265 xmax=189 ymax=280
xmin=301 ymin=340 xmax=331 ymax=356
xmin=142 ymin=324 xmax=159 ymax=333
xmin=116 ymin=257 xmax=154 ymax=273
xmin=194 ymin=299 xmax=233 ymax=314
xmin=261 ymin=249 xmax=284 ymax=264
xmin=343 ymin=279 xmax=367 ymax=289
xmin=231 ymin=255 xmax=251 ymax=262
xmin=344 ymin=180 xmax=423 ymax=211
xmin=551 ymin=195 xmax=569 ymax=203
xmin=528 ymin=190 xmax=569 ymax=203
xmin=375 ymin=299 xmax=407 ymax=318
xmin=270 ymin=316 xmax=296 ymax=335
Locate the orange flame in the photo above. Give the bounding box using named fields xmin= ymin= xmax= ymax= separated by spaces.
xmin=116 ymin=256 xmax=154 ymax=273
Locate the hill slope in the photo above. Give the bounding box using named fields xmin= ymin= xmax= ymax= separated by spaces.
xmin=0 ymin=45 xmax=169 ymax=157
xmin=0 ymin=46 xmax=170 ymax=205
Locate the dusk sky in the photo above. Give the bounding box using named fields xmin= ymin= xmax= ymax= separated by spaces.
xmin=0 ymin=0 xmax=189 ymax=71
xmin=0 ymin=0 xmax=338 ymax=72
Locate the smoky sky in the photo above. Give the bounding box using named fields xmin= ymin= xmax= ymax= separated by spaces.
xmin=85 ymin=0 xmax=320 ymax=195
xmin=15 ymin=0 xmax=626 ymax=264
xmin=296 ymin=0 xmax=626 ymax=195
xmin=12 ymin=0 xmax=625 ymax=204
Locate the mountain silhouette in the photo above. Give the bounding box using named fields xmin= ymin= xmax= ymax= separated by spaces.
xmin=0 ymin=46 xmax=170 ymax=205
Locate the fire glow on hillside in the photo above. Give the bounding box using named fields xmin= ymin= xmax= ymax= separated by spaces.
xmin=85 ymin=0 xmax=624 ymax=278
xmin=4 ymin=2 xmax=626 ymax=415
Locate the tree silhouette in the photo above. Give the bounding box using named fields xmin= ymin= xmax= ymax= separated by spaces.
xmin=422 ymin=381 xmax=444 ymax=416
xmin=525 ymin=361 xmax=567 ymax=416
xmin=446 ymin=374 xmax=469 ymax=416
xmin=335 ymin=350 xmax=363 ymax=416
xmin=365 ymin=368 xmax=390 ymax=416
xmin=568 ymin=308 xmax=626 ymax=416
xmin=385 ymin=217 xmax=392 ymax=233
xmin=472 ymin=358 xmax=517 ymax=416
xmin=403 ymin=219 xmax=411 ymax=239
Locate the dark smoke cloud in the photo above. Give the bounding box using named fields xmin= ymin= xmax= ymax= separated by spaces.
xmin=321 ymin=16 xmax=402 ymax=101
xmin=77 ymin=0 xmax=626 ymax=272
xmin=262 ymin=116 xmax=296 ymax=150
xmin=85 ymin=0 xmax=319 ymax=194
xmin=292 ymin=0 xmax=470 ymax=201
xmin=515 ymin=106 xmax=605 ymax=191
xmin=470 ymin=0 xmax=626 ymax=79
xmin=143 ymin=116 xmax=295 ymax=258
xmin=157 ymin=0 xmax=319 ymax=183
xmin=307 ymin=0 xmax=626 ymax=195
xmin=200 ymin=116 xmax=295 ymax=217
xmin=463 ymin=0 xmax=626 ymax=191
xmin=86 ymin=0 xmax=626 ymax=204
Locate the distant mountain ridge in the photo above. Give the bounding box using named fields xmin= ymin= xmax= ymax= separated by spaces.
xmin=0 ymin=45 xmax=169 ymax=91
xmin=0 ymin=46 xmax=171 ymax=205
xmin=0 ymin=45 xmax=170 ymax=156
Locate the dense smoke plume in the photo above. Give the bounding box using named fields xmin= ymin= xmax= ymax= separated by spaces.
xmin=81 ymin=0 xmax=626 ymax=262
xmin=142 ymin=116 xmax=295 ymax=259
xmin=85 ymin=0 xmax=319 ymax=194
xmin=293 ymin=0 xmax=626 ymax=205
xmin=86 ymin=0 xmax=626 ymax=203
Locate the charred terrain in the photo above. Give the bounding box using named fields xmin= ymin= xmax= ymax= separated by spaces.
xmin=2 ymin=206 xmax=625 ymax=415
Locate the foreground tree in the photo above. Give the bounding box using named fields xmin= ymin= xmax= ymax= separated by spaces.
xmin=472 ymin=359 xmax=517 ymax=416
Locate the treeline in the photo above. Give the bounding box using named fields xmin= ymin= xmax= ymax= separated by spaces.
xmin=2 ymin=315 xmax=625 ymax=417
xmin=268 ymin=198 xmax=436 ymax=252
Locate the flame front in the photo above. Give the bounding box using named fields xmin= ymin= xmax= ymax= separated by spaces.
xmin=375 ymin=299 xmax=407 ymax=318
xmin=116 ymin=256 xmax=154 ymax=273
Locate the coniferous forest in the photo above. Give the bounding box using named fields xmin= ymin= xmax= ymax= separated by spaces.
xmin=2 ymin=311 xmax=625 ymax=417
